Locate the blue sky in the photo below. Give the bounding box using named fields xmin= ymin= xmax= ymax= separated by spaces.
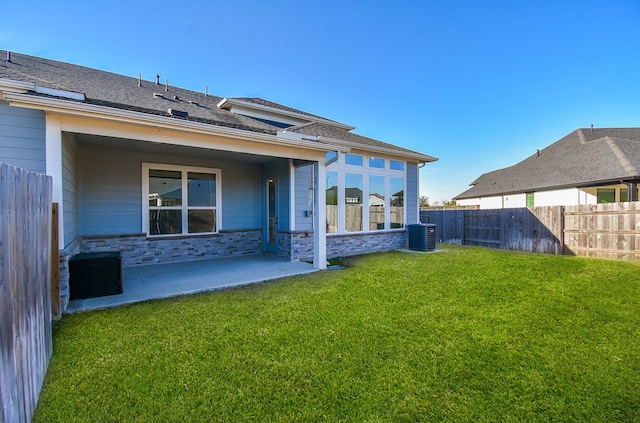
xmin=2 ymin=0 xmax=640 ymax=203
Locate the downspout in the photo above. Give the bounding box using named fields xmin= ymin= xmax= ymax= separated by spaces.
xmin=325 ymin=151 xmax=340 ymax=167
xmin=417 ymin=162 xmax=426 ymax=223
xmin=628 ymin=182 xmax=638 ymax=202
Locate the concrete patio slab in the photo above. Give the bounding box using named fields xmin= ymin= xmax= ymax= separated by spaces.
xmin=65 ymin=254 xmax=317 ymax=313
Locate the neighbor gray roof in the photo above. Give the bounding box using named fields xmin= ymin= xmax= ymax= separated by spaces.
xmin=455 ymin=128 xmax=640 ymax=200
xmin=0 ymin=50 xmax=435 ymax=162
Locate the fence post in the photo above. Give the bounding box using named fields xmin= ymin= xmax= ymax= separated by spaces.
xmin=560 ymin=206 xmax=566 ymax=256
xmin=51 ymin=203 xmax=61 ymax=320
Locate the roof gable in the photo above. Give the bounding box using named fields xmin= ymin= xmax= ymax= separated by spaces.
xmin=217 ymin=97 xmax=355 ymax=130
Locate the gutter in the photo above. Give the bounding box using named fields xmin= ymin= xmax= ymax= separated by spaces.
xmin=0 ymin=78 xmax=34 ymax=92
xmin=315 ymin=134 xmax=439 ymax=164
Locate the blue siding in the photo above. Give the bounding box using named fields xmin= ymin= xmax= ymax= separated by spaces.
xmin=406 ymin=162 xmax=419 ymax=224
xmin=294 ymin=164 xmax=314 ymax=231
xmin=0 ymin=101 xmax=46 ymax=173
xmin=78 ymin=145 xmax=263 ymax=236
xmin=221 ymin=162 xmax=262 ymax=230
xmin=78 ymin=147 xmax=142 ymax=235
xmin=62 ymin=133 xmax=79 ymax=246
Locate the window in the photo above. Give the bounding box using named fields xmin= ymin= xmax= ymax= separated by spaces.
xmin=597 ymin=188 xmax=615 ymax=204
xmin=390 ymin=160 xmax=404 ymax=171
xmin=390 ymin=177 xmax=404 ymax=228
xmin=369 ymin=175 xmax=385 ymax=230
xmin=144 ymin=164 xmax=221 ymax=236
xmin=325 ymin=156 xmax=406 ymax=234
xmin=345 ymin=154 xmax=363 ymax=166
xmin=345 ymin=173 xmax=363 ymax=232
xmin=621 ymin=188 xmax=628 ymax=202
xmin=369 ymin=157 xmax=385 ymax=169
xmin=526 ymin=193 xmax=534 ymax=208
xmin=326 ymin=171 xmax=338 ymax=233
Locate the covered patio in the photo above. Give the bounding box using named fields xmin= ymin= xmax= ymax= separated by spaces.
xmin=53 ymin=127 xmax=333 ymax=312
xmin=65 ymin=254 xmax=317 ymax=313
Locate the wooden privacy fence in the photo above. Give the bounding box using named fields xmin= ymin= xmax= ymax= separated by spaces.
xmin=421 ymin=203 xmax=640 ymax=260
xmin=421 ymin=207 xmax=564 ymax=254
xmin=564 ymin=202 xmax=640 ymax=260
xmin=1 ymin=163 xmax=53 ymax=423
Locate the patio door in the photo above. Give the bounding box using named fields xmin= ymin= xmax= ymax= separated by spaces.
xmin=265 ymin=174 xmax=278 ymax=253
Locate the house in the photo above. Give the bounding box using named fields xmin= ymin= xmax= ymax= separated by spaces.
xmin=0 ymin=50 xmax=437 ymax=309
xmin=455 ymin=127 xmax=640 ymax=209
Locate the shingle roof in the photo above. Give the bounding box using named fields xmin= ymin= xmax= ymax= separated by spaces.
xmin=0 ymin=50 xmax=436 ymax=161
xmin=455 ymin=128 xmax=640 ymax=200
xmin=0 ymin=51 xmax=279 ymax=134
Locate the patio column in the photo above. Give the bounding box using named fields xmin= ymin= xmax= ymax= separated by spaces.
xmin=45 ymin=114 xmax=64 ymax=250
xmin=313 ymin=161 xmax=327 ymax=269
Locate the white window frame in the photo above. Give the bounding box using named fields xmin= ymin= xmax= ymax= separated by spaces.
xmin=326 ymin=153 xmax=406 ymax=234
xmin=142 ymin=163 xmax=222 ymax=237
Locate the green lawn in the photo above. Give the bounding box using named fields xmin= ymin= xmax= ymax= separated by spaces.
xmin=35 ymin=246 xmax=640 ymax=422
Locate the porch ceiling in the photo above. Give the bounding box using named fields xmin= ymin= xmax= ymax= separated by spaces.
xmin=73 ymin=132 xmax=298 ymax=164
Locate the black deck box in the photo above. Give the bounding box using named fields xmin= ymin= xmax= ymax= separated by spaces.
xmin=69 ymin=252 xmax=123 ymax=300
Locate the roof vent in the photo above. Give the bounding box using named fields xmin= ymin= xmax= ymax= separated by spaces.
xmin=5 ymin=51 xmax=11 ymax=63
xmin=173 ymin=95 xmax=179 ymax=101
xmin=168 ymin=109 xmax=188 ymax=118
xmin=155 ymin=74 xmax=160 ymax=85
xmin=153 ymin=93 xmax=164 ymax=99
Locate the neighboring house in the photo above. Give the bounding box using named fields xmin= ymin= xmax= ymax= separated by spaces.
xmin=0 ymin=50 xmax=437 ymax=308
xmin=455 ymin=127 xmax=640 ymax=209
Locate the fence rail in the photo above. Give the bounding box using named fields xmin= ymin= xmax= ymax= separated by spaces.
xmin=1 ymin=163 xmax=53 ymax=423
xmin=421 ymin=203 xmax=640 ymax=260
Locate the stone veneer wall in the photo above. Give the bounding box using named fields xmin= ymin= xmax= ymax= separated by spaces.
xmin=58 ymin=229 xmax=262 ymax=311
xmin=59 ymin=236 xmax=81 ymax=311
xmin=326 ymin=230 xmax=408 ymax=259
xmin=283 ymin=229 xmax=409 ymax=262
xmin=278 ymin=230 xmax=314 ymax=261
xmin=78 ymin=229 xmax=263 ymax=266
